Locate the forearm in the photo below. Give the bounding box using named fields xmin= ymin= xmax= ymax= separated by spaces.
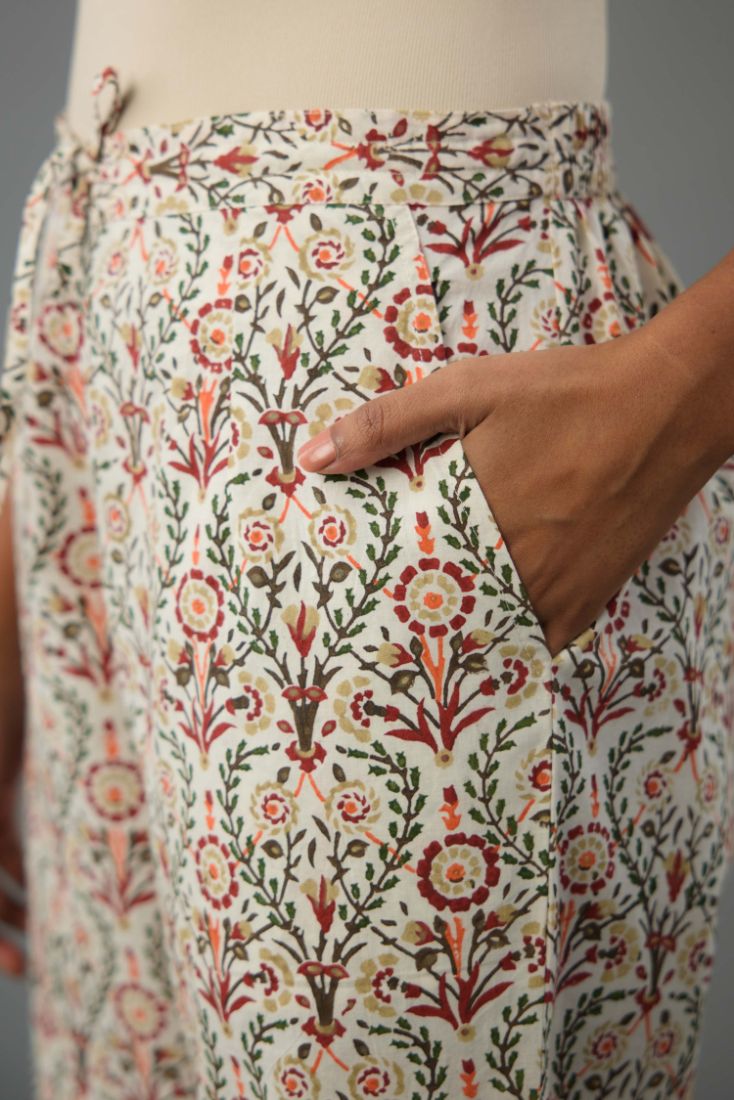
xmin=0 ymin=487 xmax=24 ymax=783
xmin=635 ymin=246 xmax=734 ymax=481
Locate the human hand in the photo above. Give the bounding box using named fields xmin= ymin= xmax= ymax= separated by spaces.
xmin=0 ymin=779 xmax=26 ymax=978
xmin=296 ymin=328 xmax=716 ymax=659
xmin=0 ymin=497 xmax=27 ymax=977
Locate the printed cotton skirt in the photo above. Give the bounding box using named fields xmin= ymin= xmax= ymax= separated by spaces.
xmin=3 ymin=66 xmax=734 ymax=1100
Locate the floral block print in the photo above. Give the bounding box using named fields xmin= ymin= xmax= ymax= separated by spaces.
xmin=2 ymin=66 xmax=734 ymax=1100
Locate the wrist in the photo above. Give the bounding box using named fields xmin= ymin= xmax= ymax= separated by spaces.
xmin=633 ymin=308 xmax=734 ymax=479
xmin=634 ymin=249 xmax=734 ymax=470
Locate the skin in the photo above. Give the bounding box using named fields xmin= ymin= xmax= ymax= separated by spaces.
xmin=1 ymin=246 xmax=732 ymax=980
xmin=297 ymin=245 xmax=734 ymax=657
xmin=0 ymin=491 xmax=27 ymax=978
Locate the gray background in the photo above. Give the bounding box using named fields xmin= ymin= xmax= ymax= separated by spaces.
xmin=1 ymin=0 xmax=732 ymax=1096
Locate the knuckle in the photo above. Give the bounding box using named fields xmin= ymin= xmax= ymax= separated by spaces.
xmin=450 ymin=360 xmax=482 ymax=437
xmin=352 ymin=397 xmax=387 ymax=451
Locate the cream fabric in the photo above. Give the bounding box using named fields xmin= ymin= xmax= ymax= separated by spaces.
xmin=64 ymin=0 xmax=608 ymax=146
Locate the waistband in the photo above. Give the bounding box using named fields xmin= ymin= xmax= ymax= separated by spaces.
xmin=51 ymin=66 xmax=617 ymax=225
xmin=0 ymin=65 xmax=617 ymax=500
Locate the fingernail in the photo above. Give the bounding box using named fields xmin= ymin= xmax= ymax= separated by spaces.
xmin=297 ymin=432 xmax=336 ymax=471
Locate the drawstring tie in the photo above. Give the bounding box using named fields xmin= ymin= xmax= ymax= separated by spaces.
xmin=0 ymin=65 xmax=128 ymax=502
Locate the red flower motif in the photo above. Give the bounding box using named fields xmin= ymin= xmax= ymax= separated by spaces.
xmin=392 ymin=556 xmax=475 ymax=637
xmin=175 ymin=568 xmax=225 ymax=642
xmin=383 ymin=286 xmax=451 ymax=363
xmin=285 ymin=738 xmax=326 ymax=773
xmin=302 ymin=1013 xmax=346 ymax=1048
xmin=416 ymin=832 xmax=501 ymax=913
xmin=213 ymin=145 xmax=259 ymax=176
xmin=194 ymin=833 xmax=240 ymax=910
xmin=190 ymin=297 xmax=235 ymax=372
xmin=265 ymin=463 xmax=306 ymax=498
xmin=558 ymin=822 xmax=615 ymax=896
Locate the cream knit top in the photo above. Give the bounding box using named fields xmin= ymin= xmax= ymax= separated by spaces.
xmin=64 ymin=0 xmax=608 ymax=148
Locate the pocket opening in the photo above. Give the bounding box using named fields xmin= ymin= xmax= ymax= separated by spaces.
xmin=445 ymin=431 xmax=605 ymax=665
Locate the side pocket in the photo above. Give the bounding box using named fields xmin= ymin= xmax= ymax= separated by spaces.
xmin=397 ymin=203 xmax=605 ymax=664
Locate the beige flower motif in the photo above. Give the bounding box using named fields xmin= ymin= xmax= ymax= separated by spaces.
xmin=39 ymin=302 xmax=83 ymax=359
xmin=433 ymin=748 xmax=455 ymax=769
xmin=569 ymin=625 xmax=597 ymax=652
xmin=300 ymin=877 xmax=339 ymax=905
xmin=298 ymin=227 xmax=354 ymax=281
xmin=649 ymin=1018 xmax=684 ymax=1065
xmin=589 ymin=300 xmax=624 ymax=342
xmin=637 ymin=761 xmax=675 ymax=808
xmin=153 ymin=194 xmax=190 ymax=216
xmin=347 ymin=1056 xmax=405 ymax=1100
xmin=465 ymin=261 xmax=486 ymax=280
xmin=235 ymin=237 xmax=271 ymax=288
xmin=518 ymin=918 xmax=547 ymax=990
xmin=307 ymin=504 xmax=358 ymax=559
xmin=103 ymin=240 xmax=128 ymax=281
xmin=150 ymin=402 xmax=165 ymax=449
xmin=281 ymin=603 xmax=320 ymax=639
xmin=583 ymin=1021 xmax=628 ymax=1068
xmin=388 ymin=291 xmax=442 ymax=357
xmin=709 ymin=511 xmax=732 ymax=556
xmin=494 ymin=903 xmax=518 ymax=925
xmin=103 ymin=493 xmax=130 ymax=542
xmin=250 ymin=782 xmax=298 ymax=834
xmin=482 ymin=133 xmax=513 ymax=168
xmin=305 ymin=397 xmax=356 ymax=438
xmin=271 ymin=1052 xmax=322 ymax=1100
xmin=114 ymin=983 xmax=166 ymax=1041
xmin=234 ymin=670 xmax=276 ymax=736
xmin=228 ymin=406 xmax=253 ymax=464
xmin=193 ymin=307 xmax=235 ymax=369
xmin=146 ymin=236 xmax=179 ymax=285
xmin=59 ymin=529 xmax=103 ymax=587
xmin=497 ymin=642 xmax=547 ymax=707
xmin=119 ymin=321 xmax=141 ymax=362
xmin=601 ymin=920 xmax=641 ymax=983
xmin=389 ymin=180 xmax=446 ymax=205
xmin=295 ymin=107 xmax=340 ymax=139
xmin=537 ymin=232 xmax=564 ymax=270
xmin=156 ymin=758 xmax=177 ymax=808
xmin=401 ymin=920 xmax=433 ymax=946
xmin=515 ymin=745 xmax=552 ymax=806
xmin=169 ymin=376 xmax=190 ymax=401
xmin=696 ymin=765 xmax=720 ymax=814
xmin=642 ymin=655 xmax=681 ymax=718
xmin=237 ymin=507 xmax=284 ymax=563
xmin=323 ymin=779 xmax=381 ymax=835
xmin=85 ymin=760 xmax=144 ymax=821
xmin=259 ymin=947 xmax=294 ymax=1012
xmin=234 ymin=918 xmax=253 ymax=940
xmin=227 ymin=140 xmax=259 ymax=179
xmin=541 ymin=159 xmax=564 ymax=198
xmin=375 ymin=642 xmax=405 ymax=668
xmin=334 ymin=674 xmax=377 ymax=743
xmin=354 ymin=952 xmax=400 ymax=1018
xmin=358 ymin=364 xmax=387 ymax=392
xmin=676 ymin=926 xmax=713 ymax=989
xmin=529 ymin=296 xmax=561 ymax=345
xmin=221 ymin=209 xmax=241 ymax=236
xmin=293 ymin=173 xmax=340 ymax=204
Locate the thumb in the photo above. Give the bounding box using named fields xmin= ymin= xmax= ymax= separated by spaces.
xmin=297 ymin=357 xmax=484 ymax=474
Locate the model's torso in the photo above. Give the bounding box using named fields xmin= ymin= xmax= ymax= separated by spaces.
xmin=64 ymin=0 xmax=608 ymax=147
